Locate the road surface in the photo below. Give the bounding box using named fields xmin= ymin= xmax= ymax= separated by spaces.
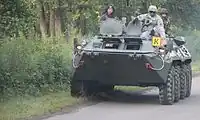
xmin=43 ymin=75 xmax=200 ymax=120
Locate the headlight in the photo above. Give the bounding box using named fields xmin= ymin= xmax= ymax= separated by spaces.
xmin=77 ymin=46 xmax=82 ymax=50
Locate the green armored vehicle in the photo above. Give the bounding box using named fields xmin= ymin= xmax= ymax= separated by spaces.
xmin=70 ymin=17 xmax=192 ymax=105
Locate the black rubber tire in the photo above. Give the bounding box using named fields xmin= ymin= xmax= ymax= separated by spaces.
xmin=159 ymin=64 xmax=175 ymax=105
xmin=100 ymin=85 xmax=114 ymax=92
xmin=70 ymin=80 xmax=85 ymax=97
xmin=174 ymin=65 xmax=181 ymax=102
xmin=70 ymin=80 xmax=99 ymax=97
xmin=186 ymin=64 xmax=192 ymax=97
xmin=180 ymin=64 xmax=187 ymax=100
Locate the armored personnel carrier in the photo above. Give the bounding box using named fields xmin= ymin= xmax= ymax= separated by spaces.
xmin=70 ymin=17 xmax=192 ymax=105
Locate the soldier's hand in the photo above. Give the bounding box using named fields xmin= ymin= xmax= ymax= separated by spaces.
xmin=150 ymin=29 xmax=155 ymax=36
xmin=132 ymin=17 xmax=139 ymax=24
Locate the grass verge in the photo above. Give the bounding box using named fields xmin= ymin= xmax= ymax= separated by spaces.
xmin=192 ymin=62 xmax=200 ymax=72
xmin=0 ymin=91 xmax=81 ymax=120
xmin=115 ymin=86 xmax=147 ymax=91
xmin=0 ymin=86 xmax=145 ymax=120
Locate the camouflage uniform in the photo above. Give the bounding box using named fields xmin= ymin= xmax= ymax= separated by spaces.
xmin=136 ymin=5 xmax=166 ymax=39
xmin=159 ymin=8 xmax=172 ymax=36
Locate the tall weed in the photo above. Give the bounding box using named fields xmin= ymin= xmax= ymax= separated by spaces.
xmin=0 ymin=36 xmax=72 ymax=98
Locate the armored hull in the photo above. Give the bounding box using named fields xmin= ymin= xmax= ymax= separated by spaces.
xmin=73 ymin=49 xmax=171 ymax=86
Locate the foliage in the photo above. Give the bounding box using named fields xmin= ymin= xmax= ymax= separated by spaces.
xmin=0 ymin=91 xmax=79 ymax=120
xmin=0 ymin=36 xmax=73 ymax=98
xmin=0 ymin=0 xmax=37 ymax=38
xmin=184 ymin=30 xmax=200 ymax=62
xmin=1 ymin=0 xmax=200 ymax=38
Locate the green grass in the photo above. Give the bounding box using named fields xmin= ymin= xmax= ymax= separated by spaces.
xmin=192 ymin=62 xmax=200 ymax=72
xmin=115 ymin=86 xmax=147 ymax=91
xmin=192 ymin=60 xmax=200 ymax=72
xmin=0 ymin=91 xmax=80 ymax=120
xmin=0 ymin=86 xmax=145 ymax=120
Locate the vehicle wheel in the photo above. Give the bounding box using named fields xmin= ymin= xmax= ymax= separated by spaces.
xmin=159 ymin=64 xmax=175 ymax=105
xmin=174 ymin=65 xmax=181 ymax=102
xmin=70 ymin=80 xmax=98 ymax=97
xmin=186 ymin=63 xmax=192 ymax=97
xmin=70 ymin=80 xmax=85 ymax=97
xmin=180 ymin=64 xmax=187 ymax=99
xmin=100 ymin=85 xmax=114 ymax=92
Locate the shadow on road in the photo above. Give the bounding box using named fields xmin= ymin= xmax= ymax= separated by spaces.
xmin=88 ymin=89 xmax=160 ymax=105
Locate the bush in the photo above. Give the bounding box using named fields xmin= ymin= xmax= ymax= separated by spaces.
xmin=0 ymin=36 xmax=73 ymax=98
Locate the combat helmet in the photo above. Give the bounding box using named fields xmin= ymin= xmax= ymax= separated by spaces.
xmin=159 ymin=8 xmax=168 ymax=14
xmin=148 ymin=5 xmax=158 ymax=12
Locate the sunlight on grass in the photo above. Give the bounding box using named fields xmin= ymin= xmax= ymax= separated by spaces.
xmin=192 ymin=62 xmax=200 ymax=72
xmin=0 ymin=91 xmax=79 ymax=120
xmin=115 ymin=86 xmax=146 ymax=91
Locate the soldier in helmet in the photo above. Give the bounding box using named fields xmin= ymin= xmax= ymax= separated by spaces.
xmin=159 ymin=8 xmax=171 ymax=35
xmin=134 ymin=5 xmax=166 ymax=40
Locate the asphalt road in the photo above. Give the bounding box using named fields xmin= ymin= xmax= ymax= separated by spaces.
xmin=43 ymin=75 xmax=200 ymax=120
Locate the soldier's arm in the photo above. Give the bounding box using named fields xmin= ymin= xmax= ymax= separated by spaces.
xmin=100 ymin=14 xmax=107 ymax=21
xmin=157 ymin=16 xmax=165 ymax=27
xmin=136 ymin=14 xmax=146 ymax=21
xmin=157 ymin=16 xmax=166 ymax=38
xmin=131 ymin=14 xmax=146 ymax=24
xmin=166 ymin=19 xmax=174 ymax=36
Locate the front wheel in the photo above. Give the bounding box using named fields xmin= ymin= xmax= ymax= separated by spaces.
xmin=174 ymin=65 xmax=181 ymax=102
xmin=159 ymin=64 xmax=175 ymax=105
xmin=70 ymin=80 xmax=100 ymax=97
xmin=180 ymin=64 xmax=187 ymax=99
xmin=100 ymin=85 xmax=114 ymax=92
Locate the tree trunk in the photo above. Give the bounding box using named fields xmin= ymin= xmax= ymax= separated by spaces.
xmin=55 ymin=8 xmax=62 ymax=37
xmin=80 ymin=10 xmax=87 ymax=35
xmin=49 ymin=9 xmax=55 ymax=37
xmin=141 ymin=0 xmax=149 ymax=13
xmin=55 ymin=0 xmax=62 ymax=37
xmin=44 ymin=3 xmax=50 ymax=36
xmin=39 ymin=2 xmax=48 ymax=39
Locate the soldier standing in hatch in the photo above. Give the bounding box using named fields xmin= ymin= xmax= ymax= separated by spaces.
xmin=134 ymin=5 xmax=166 ymax=39
xmin=100 ymin=5 xmax=116 ymax=21
xmin=159 ymin=8 xmax=171 ymax=35
xmin=132 ymin=5 xmax=167 ymax=47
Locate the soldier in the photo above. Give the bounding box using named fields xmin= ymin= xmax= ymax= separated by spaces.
xmin=100 ymin=5 xmax=115 ymax=21
xmin=134 ymin=5 xmax=166 ymax=40
xmin=159 ymin=8 xmax=171 ymax=35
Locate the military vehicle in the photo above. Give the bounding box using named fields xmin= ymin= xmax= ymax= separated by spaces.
xmin=70 ymin=17 xmax=192 ymax=105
